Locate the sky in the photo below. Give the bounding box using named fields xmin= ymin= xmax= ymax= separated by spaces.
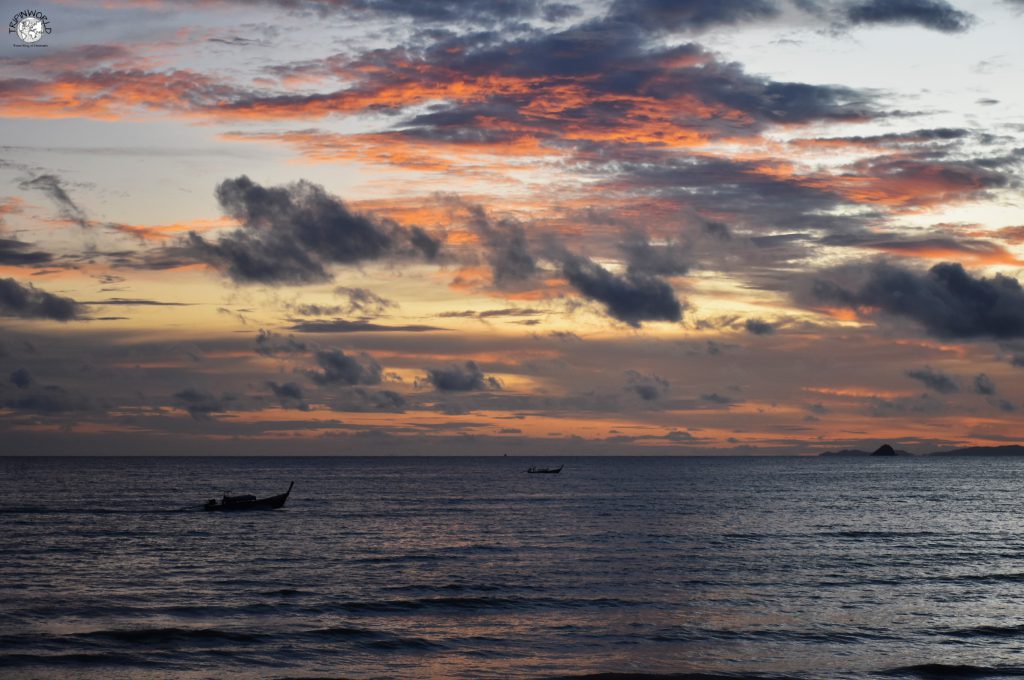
xmin=2 ymin=0 xmax=1024 ymax=456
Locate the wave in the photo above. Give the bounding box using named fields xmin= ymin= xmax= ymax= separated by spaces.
xmin=78 ymin=627 xmax=262 ymax=644
xmin=316 ymin=594 xmax=635 ymax=614
xmin=545 ymin=673 xmax=805 ymax=680
xmin=943 ymin=624 xmax=1024 ymax=639
xmin=648 ymin=627 xmax=898 ymax=644
xmin=0 ymin=506 xmax=197 ymax=515
xmin=299 ymin=626 xmax=445 ymax=650
xmin=883 ymin=663 xmax=1024 ymax=678
xmin=0 ymin=652 xmax=156 ymax=668
xmin=820 ymin=530 xmax=946 ymax=539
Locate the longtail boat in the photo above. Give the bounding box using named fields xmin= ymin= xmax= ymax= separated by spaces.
xmin=204 ymin=482 xmax=293 ymax=511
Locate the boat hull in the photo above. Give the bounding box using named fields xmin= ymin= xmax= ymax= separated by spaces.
xmin=204 ymin=482 xmax=293 ymax=511
xmin=527 ymin=466 xmax=563 ymax=474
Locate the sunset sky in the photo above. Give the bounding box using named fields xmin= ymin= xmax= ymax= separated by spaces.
xmin=2 ymin=0 xmax=1024 ymax=455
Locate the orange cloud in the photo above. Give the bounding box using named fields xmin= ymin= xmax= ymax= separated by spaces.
xmin=110 ymin=217 xmax=234 ymax=241
xmin=862 ymin=238 xmax=1023 ymax=265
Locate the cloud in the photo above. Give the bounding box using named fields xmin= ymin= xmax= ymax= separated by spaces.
xmin=173 ymin=388 xmax=231 ymax=420
xmin=0 ymin=278 xmax=82 ymax=321
xmin=334 ymin=286 xmax=397 ymax=317
xmin=619 ymin=232 xmax=692 ymax=278
xmin=83 ymin=298 xmax=193 ymax=307
xmin=186 ymin=176 xmax=441 ymax=284
xmin=625 ymin=370 xmax=669 ymax=401
xmin=288 ymin=319 xmax=445 ymax=333
xmin=5 ymin=384 xmax=91 ymax=414
xmin=9 ymin=368 xmax=32 ymax=389
xmin=745 ymin=318 xmax=775 ymax=335
xmin=561 ymin=253 xmax=683 ymax=327
xmin=18 ymin=174 xmax=89 ymax=229
xmin=868 ymin=393 xmax=944 ymax=417
xmin=845 ymin=0 xmax=974 ymax=33
xmin=268 ymin=380 xmax=304 ymax=400
xmin=906 ymin=366 xmax=959 ymax=393
xmin=701 ymin=392 xmax=735 ymax=405
xmin=803 ymin=261 xmax=1024 ymax=340
xmin=426 ymin=361 xmax=501 ymax=391
xmin=267 ymin=380 xmax=309 ymax=410
xmin=305 ymin=349 xmax=382 ymax=385
xmin=464 ymin=203 xmax=538 ymax=288
xmin=328 ymin=387 xmax=406 ymax=412
xmin=255 ymin=329 xmax=308 ymax=356
xmin=974 ymin=373 xmax=996 ymax=396
xmin=607 ymin=0 xmax=780 ymax=32
xmin=265 ymin=0 xmax=577 ymax=22
xmin=0 ymin=238 xmax=53 ymax=266
xmin=439 ymin=307 xmax=544 ymax=321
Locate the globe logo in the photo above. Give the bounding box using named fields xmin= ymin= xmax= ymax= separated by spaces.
xmin=16 ymin=17 xmax=44 ymax=43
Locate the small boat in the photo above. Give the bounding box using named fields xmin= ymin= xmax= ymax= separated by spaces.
xmin=204 ymin=482 xmax=293 ymax=511
xmin=527 ymin=465 xmax=563 ymax=474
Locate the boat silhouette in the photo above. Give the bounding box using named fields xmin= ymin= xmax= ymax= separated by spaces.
xmin=204 ymin=482 xmax=293 ymax=511
xmin=527 ymin=465 xmax=563 ymax=474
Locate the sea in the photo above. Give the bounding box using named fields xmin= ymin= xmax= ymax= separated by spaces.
xmin=4 ymin=455 xmax=1024 ymax=679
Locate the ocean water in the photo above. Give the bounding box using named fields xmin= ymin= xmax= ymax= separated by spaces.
xmin=4 ymin=455 xmax=1024 ymax=679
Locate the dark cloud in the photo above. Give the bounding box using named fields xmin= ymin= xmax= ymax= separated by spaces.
xmin=305 ymin=349 xmax=382 ymax=386
xmin=409 ymin=226 xmax=442 ymax=260
xmin=267 ymin=381 xmax=309 ymax=410
xmin=18 ymin=174 xmax=89 ymax=229
xmin=174 ymin=388 xmax=226 ymax=420
xmin=283 ymin=0 xmax=576 ymax=22
xmin=334 ymin=286 xmax=397 ymax=317
xmin=268 ymin=380 xmax=305 ymax=400
xmin=607 ymin=0 xmax=779 ymax=32
xmin=745 ymin=318 xmax=775 ymax=335
xmin=0 ymin=278 xmax=82 ymax=321
xmin=9 ymin=368 xmax=32 ymax=389
xmin=906 ymin=366 xmax=959 ymax=393
xmin=619 ymin=233 xmax=692 ymax=277
xmin=0 ymin=238 xmax=53 ymax=266
xmin=974 ymin=373 xmax=996 ymax=396
xmin=561 ymin=253 xmax=683 ymax=327
xmin=292 ymin=303 xmax=342 ymax=316
xmin=803 ymin=261 xmax=1024 ymax=340
xmin=439 ymin=307 xmax=544 ymax=321
xmin=701 ymin=392 xmax=735 ymax=405
xmin=5 ymin=384 xmax=91 ymax=414
xmin=329 ymin=387 xmax=406 ymax=412
xmin=288 ymin=319 xmax=445 ymax=333
xmin=703 ymin=221 xmax=733 ymax=241
xmin=208 ymin=36 xmax=262 ymax=46
xmin=464 ymin=204 xmax=538 ymax=288
xmin=803 ymin=127 xmax=971 ymax=147
xmin=426 ymin=361 xmax=501 ymax=391
xmin=83 ymin=298 xmax=192 ymax=306
xmin=868 ymin=393 xmax=944 ymax=417
xmin=255 ymin=329 xmax=308 ymax=356
xmin=625 ymin=370 xmax=669 ymax=401
xmin=845 ymin=0 xmax=974 ymax=33
xmin=187 ymin=176 xmax=440 ymax=284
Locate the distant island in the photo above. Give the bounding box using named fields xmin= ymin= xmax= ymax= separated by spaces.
xmin=819 ymin=444 xmax=1024 ymax=457
xmin=929 ymin=445 xmax=1024 ymax=457
xmin=819 ymin=444 xmax=910 ymax=457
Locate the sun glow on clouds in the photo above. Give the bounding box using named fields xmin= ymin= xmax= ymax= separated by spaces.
xmin=1 ymin=0 xmax=1023 ymax=454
